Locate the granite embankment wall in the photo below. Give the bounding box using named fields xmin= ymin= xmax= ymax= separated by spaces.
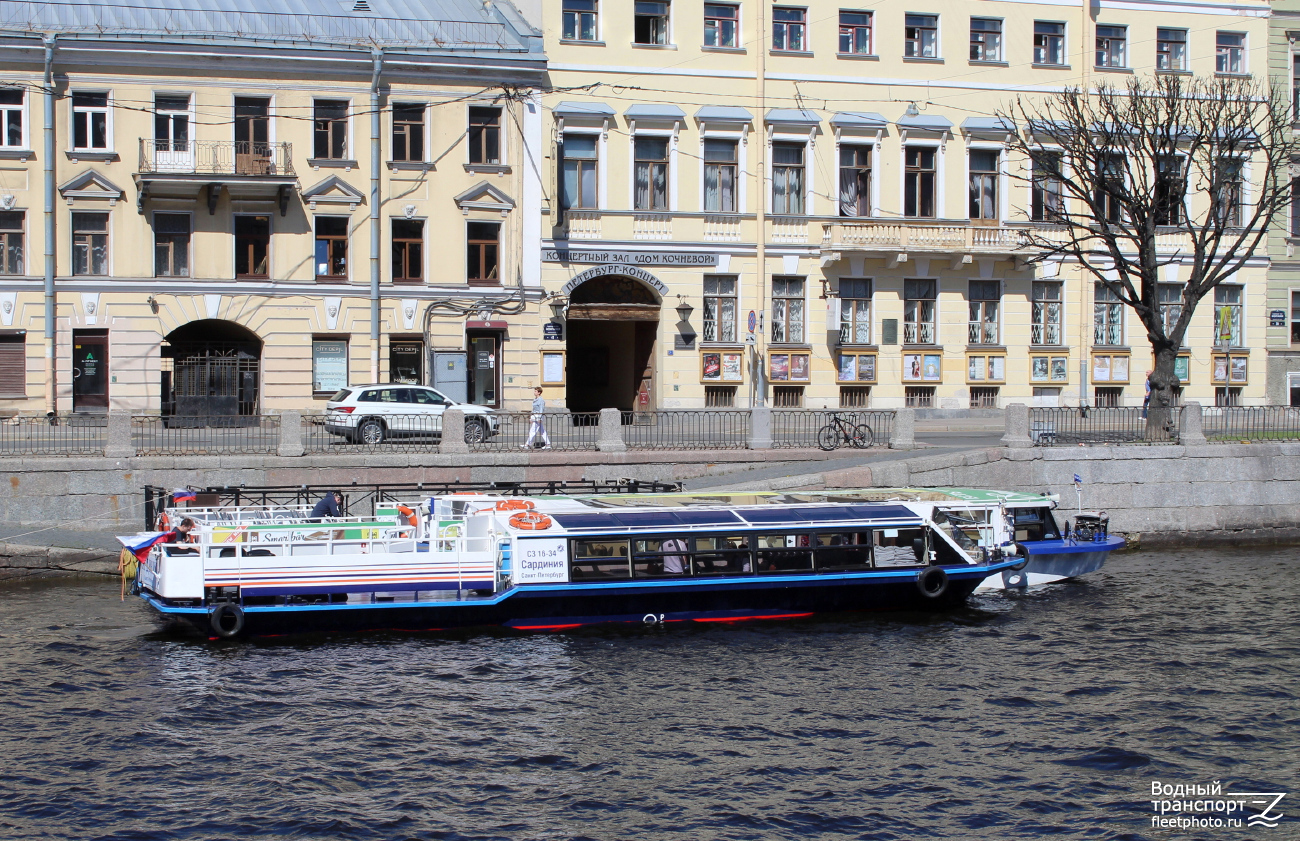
xmin=815 ymin=442 xmax=1300 ymax=540
xmin=0 ymin=448 xmax=853 ymax=531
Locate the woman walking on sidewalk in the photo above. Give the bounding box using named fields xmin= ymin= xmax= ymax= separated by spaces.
xmin=523 ymin=387 xmax=551 ymax=449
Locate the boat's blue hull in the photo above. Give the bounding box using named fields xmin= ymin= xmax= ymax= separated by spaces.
xmin=140 ymin=560 xmax=1022 ymax=638
xmin=1022 ymin=534 xmax=1125 ymax=580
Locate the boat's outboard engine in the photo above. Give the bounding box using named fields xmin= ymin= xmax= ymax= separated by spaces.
xmin=1073 ymin=512 xmax=1109 ymax=542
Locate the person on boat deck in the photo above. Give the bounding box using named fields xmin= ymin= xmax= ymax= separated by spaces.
xmin=166 ymin=517 xmax=196 ymax=543
xmin=662 ymin=537 xmax=689 ymax=574
xmin=310 ymin=491 xmax=344 ymax=519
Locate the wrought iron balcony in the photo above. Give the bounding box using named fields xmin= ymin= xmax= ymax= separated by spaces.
xmin=138 ymin=139 xmax=295 ymax=176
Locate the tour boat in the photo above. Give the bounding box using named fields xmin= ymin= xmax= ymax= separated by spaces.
xmin=121 ymin=492 xmax=1027 ymax=638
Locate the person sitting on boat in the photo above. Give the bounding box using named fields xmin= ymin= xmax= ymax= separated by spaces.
xmin=662 ymin=537 xmax=689 ymax=574
xmin=309 ymin=491 xmax=344 ymax=519
xmin=163 ymin=518 xmax=199 ymax=554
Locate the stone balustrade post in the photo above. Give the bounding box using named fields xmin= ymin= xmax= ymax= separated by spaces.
xmin=104 ymin=412 xmax=135 ymax=458
xmin=596 ymin=407 xmax=626 ymax=452
xmin=1179 ymin=401 xmax=1207 ymax=446
xmin=888 ymin=408 xmax=915 ymax=450
xmin=749 ymin=405 xmax=772 ymax=450
xmin=1001 ymin=402 xmax=1033 ymax=449
xmin=441 ymin=407 xmax=469 ymax=454
xmin=277 ymin=410 xmax=304 ymax=457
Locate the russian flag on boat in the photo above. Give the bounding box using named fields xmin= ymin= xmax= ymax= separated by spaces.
xmin=172 ymin=488 xmax=197 ymax=503
xmin=117 ymin=532 xmax=171 ymax=562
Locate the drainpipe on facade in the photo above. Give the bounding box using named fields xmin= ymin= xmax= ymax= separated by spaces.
xmin=369 ymin=47 xmax=383 ymax=383
xmin=753 ymin=0 xmax=767 ymax=408
xmin=1078 ymin=0 xmax=1090 ymax=408
xmin=42 ymin=34 xmax=56 ymax=418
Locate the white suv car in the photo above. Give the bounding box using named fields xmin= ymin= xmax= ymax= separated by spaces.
xmin=324 ymin=384 xmax=499 ymax=444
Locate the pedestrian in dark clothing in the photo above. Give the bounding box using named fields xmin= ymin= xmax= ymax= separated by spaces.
xmin=310 ymin=491 xmax=344 ymax=518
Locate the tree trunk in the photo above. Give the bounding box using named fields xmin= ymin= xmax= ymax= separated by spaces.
xmin=1146 ymin=345 xmax=1180 ymax=441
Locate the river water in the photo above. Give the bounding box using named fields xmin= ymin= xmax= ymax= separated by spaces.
xmin=0 ymin=547 xmax=1295 ymax=841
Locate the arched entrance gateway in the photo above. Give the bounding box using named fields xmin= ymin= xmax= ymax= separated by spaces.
xmin=563 ymin=267 xmax=663 ymax=413
xmin=161 ymin=320 xmax=262 ymax=419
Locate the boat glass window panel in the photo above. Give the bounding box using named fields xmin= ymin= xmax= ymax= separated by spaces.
xmin=754 ymin=533 xmax=814 ymax=573
xmin=632 ymin=537 xmax=693 ymax=577
xmin=571 ymin=539 xmax=631 ymax=580
xmin=814 ymin=532 xmax=874 ymax=571
xmin=0 ymin=89 xmax=22 ymax=148
xmin=1010 ymin=508 xmax=1058 ymax=541
xmin=691 ymin=535 xmax=752 ymax=575
xmin=873 ymin=527 xmax=925 ymax=566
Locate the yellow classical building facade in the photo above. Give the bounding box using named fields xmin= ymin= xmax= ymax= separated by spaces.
xmin=533 ymin=0 xmax=1272 ymax=411
xmin=0 ymin=0 xmax=547 ymax=415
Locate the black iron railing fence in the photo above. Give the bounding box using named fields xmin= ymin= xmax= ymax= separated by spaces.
xmin=132 ymin=415 xmax=280 ymax=455
xmin=1028 ymin=407 xmax=1173 ymax=446
xmin=620 ymin=410 xmax=750 ymax=450
xmin=0 ymin=415 xmax=105 ymax=456
xmin=770 ymin=410 xmax=894 ymax=449
xmin=1204 ymin=406 xmax=1300 ymax=443
xmin=469 ymin=411 xmax=600 ymax=452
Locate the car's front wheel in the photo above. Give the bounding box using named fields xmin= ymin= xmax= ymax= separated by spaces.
xmin=464 ymin=417 xmax=487 ymax=444
xmin=358 ymin=418 xmax=386 ymax=445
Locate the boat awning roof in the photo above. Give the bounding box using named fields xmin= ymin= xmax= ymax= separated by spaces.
xmin=546 ymin=503 xmax=922 ymax=532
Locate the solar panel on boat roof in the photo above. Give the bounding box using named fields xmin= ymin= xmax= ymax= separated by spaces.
xmin=665 ymin=509 xmax=744 ymax=526
xmin=550 ymin=509 xmax=743 ymax=530
xmin=737 ymin=504 xmax=918 ymax=525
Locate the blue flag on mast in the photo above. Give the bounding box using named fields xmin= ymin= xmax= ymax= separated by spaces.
xmin=1073 ymin=473 xmax=1082 ymax=486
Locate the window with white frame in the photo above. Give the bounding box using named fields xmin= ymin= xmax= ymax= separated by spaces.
xmin=72 ymin=93 xmax=109 ymax=150
xmin=968 ymin=149 xmax=998 ymax=221
xmin=969 ymin=18 xmax=1002 ymax=61
xmin=839 ymin=278 xmax=872 ymax=344
xmin=391 ymin=104 xmax=424 ymax=162
xmin=0 ymin=89 xmax=20 ymax=148
xmin=1033 ymin=21 xmax=1064 ymax=65
xmin=1213 ymin=159 xmax=1244 ymax=227
xmin=1291 ymin=290 xmax=1300 ymax=344
xmin=313 ymin=100 xmax=348 ymax=159
xmin=1293 ymin=179 xmax=1300 ymax=236
xmin=838 ymin=145 xmax=871 ymax=217
xmin=0 ymin=211 xmax=23 ymax=275
xmin=1157 ymin=28 xmax=1188 ymax=71
xmin=1214 ymin=285 xmax=1242 ymax=347
xmin=1031 ymin=280 xmax=1062 ymax=345
xmin=392 ymin=219 xmax=423 ymax=283
xmin=703 ymin=275 xmax=737 ymax=342
xmin=1095 ymin=25 xmax=1126 ymax=68
xmin=634 ymin=1 xmax=669 ymax=45
xmin=1158 ymin=283 xmax=1183 ymax=335
xmin=633 ymin=136 xmax=669 ymax=211
xmin=153 ymin=212 xmax=190 ymax=278
xmin=772 ymin=7 xmax=807 ymax=51
xmin=968 ymin=281 xmax=1000 ymax=345
xmin=771 ymin=276 xmax=805 ymax=343
xmin=560 ymin=134 xmax=598 ymax=210
xmin=839 ymin=11 xmax=871 ymax=55
xmin=1096 ymin=153 xmax=1124 ymax=223
xmin=469 ymin=107 xmax=501 ymax=165
xmin=704 ymin=3 xmax=738 ymax=48
xmin=1030 ymin=151 xmax=1064 ymax=222
xmin=563 ymin=0 xmax=599 ymax=40
xmin=1094 ymin=283 xmax=1124 ymax=345
xmin=1216 ymin=32 xmax=1245 ymax=74
xmin=904 ymin=146 xmax=936 ymax=218
xmin=72 ymin=212 xmax=108 ymax=275
xmin=772 ymin=142 xmax=805 ymax=215
xmin=905 ymin=14 xmax=938 ymax=58
xmin=904 ymin=279 xmax=937 ymax=344
xmin=153 ymin=94 xmax=190 ymax=154
xmin=704 ymin=138 xmax=738 ymax=212
xmin=1154 ymin=156 xmax=1183 ymax=226
xmin=315 ymin=217 xmax=348 ymax=280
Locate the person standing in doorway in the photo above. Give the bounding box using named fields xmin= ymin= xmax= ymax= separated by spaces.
xmin=523 ymin=387 xmax=551 ymax=449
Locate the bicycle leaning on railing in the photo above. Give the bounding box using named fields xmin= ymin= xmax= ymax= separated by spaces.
xmin=816 ymin=412 xmax=874 ymax=451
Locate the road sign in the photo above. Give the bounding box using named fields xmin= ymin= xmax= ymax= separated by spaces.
xmin=747 ymin=310 xmax=756 ymax=332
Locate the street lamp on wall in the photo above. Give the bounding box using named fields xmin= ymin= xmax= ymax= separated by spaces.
xmin=675 ymin=297 xmax=693 ymax=323
xmin=548 ymin=296 xmax=568 ymax=319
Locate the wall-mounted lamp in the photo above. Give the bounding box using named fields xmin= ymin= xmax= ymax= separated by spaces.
xmin=548 ymin=297 xmax=568 ymax=319
xmin=903 ymin=101 xmax=920 ymax=118
xmin=675 ymin=295 xmax=693 ymax=322
xmin=146 ymin=295 xmax=159 ymax=314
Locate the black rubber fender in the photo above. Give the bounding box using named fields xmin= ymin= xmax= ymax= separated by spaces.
xmin=210 ymin=602 xmax=244 ymax=638
xmin=916 ymin=566 xmax=949 ymax=599
xmin=1009 ymin=544 xmax=1031 ymax=570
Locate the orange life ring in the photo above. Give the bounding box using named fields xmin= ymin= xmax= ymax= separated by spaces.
xmin=509 ymin=510 xmax=553 ymax=530
xmin=397 ymin=504 xmax=419 ymax=526
xmin=495 ymin=499 xmax=535 ymax=511
xmin=157 ymin=512 xmax=170 ymax=530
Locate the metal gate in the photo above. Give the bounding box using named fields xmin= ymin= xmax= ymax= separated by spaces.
xmin=167 ymin=342 xmax=260 ymax=423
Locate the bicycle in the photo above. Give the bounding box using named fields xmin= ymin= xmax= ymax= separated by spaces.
xmin=816 ymin=412 xmax=874 ymax=450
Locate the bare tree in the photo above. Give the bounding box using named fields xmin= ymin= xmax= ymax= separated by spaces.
xmin=998 ymin=74 xmax=1297 ymax=436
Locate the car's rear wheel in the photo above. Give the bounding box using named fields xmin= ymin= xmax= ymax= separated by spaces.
xmin=464 ymin=418 xmax=487 ymax=444
xmin=358 ymin=418 xmax=386 ymax=445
